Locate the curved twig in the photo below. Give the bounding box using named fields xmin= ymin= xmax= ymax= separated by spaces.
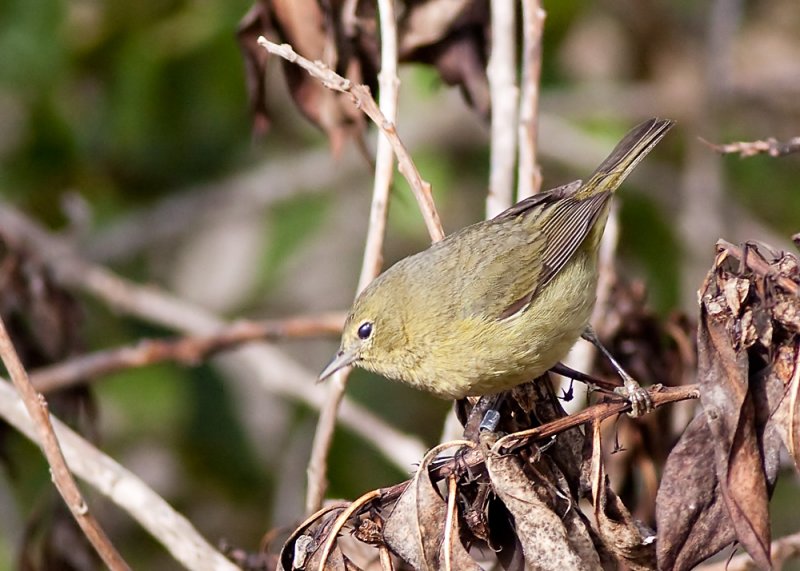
xmin=305 ymin=0 xmax=408 ymax=515
xmin=0 ymin=319 xmax=130 ymax=570
xmin=443 ymin=474 xmax=459 ymax=571
xmin=30 ymin=313 xmax=344 ymax=393
xmin=316 ymin=489 xmax=382 ymax=571
xmin=256 ymin=38 xmax=444 ymax=243
xmin=491 ymin=385 xmax=700 ymax=454
xmin=486 ymin=0 xmax=519 ymax=217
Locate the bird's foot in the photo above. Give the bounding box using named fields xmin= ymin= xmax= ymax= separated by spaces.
xmin=614 ymin=377 xmax=659 ymax=417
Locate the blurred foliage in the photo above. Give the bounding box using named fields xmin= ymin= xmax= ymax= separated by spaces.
xmin=728 ymin=156 xmax=800 ymax=235
xmin=0 ymin=0 xmax=799 ymax=569
xmin=0 ymin=0 xmax=256 ymax=222
xmin=258 ymin=194 xmax=331 ymax=296
xmin=619 ymin=193 xmax=681 ymax=311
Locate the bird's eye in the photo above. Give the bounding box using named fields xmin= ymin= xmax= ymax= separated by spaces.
xmin=357 ymin=322 xmax=373 ymax=340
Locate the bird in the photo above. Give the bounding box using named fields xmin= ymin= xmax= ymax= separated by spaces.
xmin=320 ymin=118 xmax=673 ymax=414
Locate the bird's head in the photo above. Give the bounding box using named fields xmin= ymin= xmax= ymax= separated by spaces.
xmin=319 ymin=274 xmax=409 ymax=382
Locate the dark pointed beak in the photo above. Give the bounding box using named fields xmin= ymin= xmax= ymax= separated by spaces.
xmin=318 ymin=349 xmax=357 ymax=382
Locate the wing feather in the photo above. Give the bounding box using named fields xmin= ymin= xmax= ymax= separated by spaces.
xmin=452 ymin=118 xmax=673 ymax=322
xmin=536 ymin=192 xmax=610 ymax=288
xmin=495 ymin=192 xmax=610 ymax=319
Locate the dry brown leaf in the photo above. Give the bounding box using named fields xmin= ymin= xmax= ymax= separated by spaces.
xmin=722 ymin=277 xmax=750 ymax=317
xmin=699 ymin=279 xmax=771 ymax=569
xmin=655 ymin=241 xmax=800 ymax=571
xmin=773 ymin=294 xmax=800 ymax=333
xmin=238 ymin=0 xmax=491 ymax=146
xmin=277 ymin=504 xmax=348 ymax=571
xmin=0 ymin=234 xmax=83 ymax=367
xmin=237 ymin=0 xmax=373 ymax=153
xmin=486 ymin=449 xmax=601 ymax=571
xmin=237 ymin=4 xmax=272 ymax=136
xmin=589 ymin=422 xmax=656 ymax=571
xmin=398 ymin=0 xmax=478 ymax=52
xmin=655 ymin=241 xmax=800 ymax=570
xmin=303 ymin=540 xmax=354 ymax=571
xmin=382 ymin=444 xmax=480 ymax=571
xmin=399 ymin=0 xmax=491 ymax=117
xmin=770 ymin=343 xmax=800 ymax=471
xmin=656 ymin=413 xmax=736 ymax=571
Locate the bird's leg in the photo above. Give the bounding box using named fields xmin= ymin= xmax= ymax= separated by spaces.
xmin=479 ymin=408 xmax=502 ymax=432
xmin=581 ymin=325 xmax=653 ymax=417
xmin=550 ymin=362 xmax=620 ymax=393
xmin=463 ymin=392 xmax=507 ymax=442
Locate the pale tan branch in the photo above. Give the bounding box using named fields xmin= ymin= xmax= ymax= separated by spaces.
xmin=700 ymin=136 xmax=800 ymax=158
xmin=0 ymin=319 xmax=130 ymax=570
xmin=0 ymin=379 xmax=238 ymax=570
xmin=257 ymin=37 xmax=444 ymax=243
xmin=305 ymin=0 xmax=404 ymax=515
xmin=30 ymin=313 xmax=345 ymax=393
xmin=517 ymin=0 xmax=545 ymax=200
xmin=0 ymin=205 xmax=427 ymax=474
xmin=486 ymin=0 xmax=519 ymax=217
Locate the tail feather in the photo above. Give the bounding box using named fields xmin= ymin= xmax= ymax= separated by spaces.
xmin=576 ymin=118 xmax=674 ymax=199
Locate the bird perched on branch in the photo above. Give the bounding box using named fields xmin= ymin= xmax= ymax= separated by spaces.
xmin=321 ymin=118 xmax=674 ymax=416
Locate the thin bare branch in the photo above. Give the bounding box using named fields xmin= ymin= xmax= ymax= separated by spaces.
xmin=305 ymin=0 xmax=403 ymax=515
xmin=0 ymin=319 xmax=130 ymax=570
xmin=359 ymin=0 xmax=399 ymax=293
xmin=257 ymin=37 xmax=444 ymax=243
xmin=0 ymin=379 xmax=239 ymax=570
xmin=316 ymin=489 xmax=382 ymax=571
xmin=306 ymin=370 xmax=349 ymax=514
xmin=0 ymin=204 xmax=427 ymax=473
xmin=491 ymin=384 xmax=699 ymax=454
xmin=700 ymin=136 xmax=800 ymax=158
xmin=486 ymin=0 xmax=519 ymax=217
xmin=443 ymin=474 xmax=458 ymax=571
xmin=29 ymin=312 xmax=345 ymax=393
xmin=517 ymin=0 xmax=546 ymax=200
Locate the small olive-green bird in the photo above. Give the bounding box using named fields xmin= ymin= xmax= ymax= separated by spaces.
xmin=320 ymin=118 xmax=673 ymax=400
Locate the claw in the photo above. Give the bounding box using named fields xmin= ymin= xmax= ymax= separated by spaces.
xmin=614 ymin=378 xmax=654 ymax=417
xmin=582 ymin=326 xmax=657 ymax=417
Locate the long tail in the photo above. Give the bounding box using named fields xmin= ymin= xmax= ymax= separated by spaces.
xmin=575 ymin=118 xmax=674 ymax=200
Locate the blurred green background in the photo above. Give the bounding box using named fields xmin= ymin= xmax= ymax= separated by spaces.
xmin=1 ymin=0 xmax=799 ymax=569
